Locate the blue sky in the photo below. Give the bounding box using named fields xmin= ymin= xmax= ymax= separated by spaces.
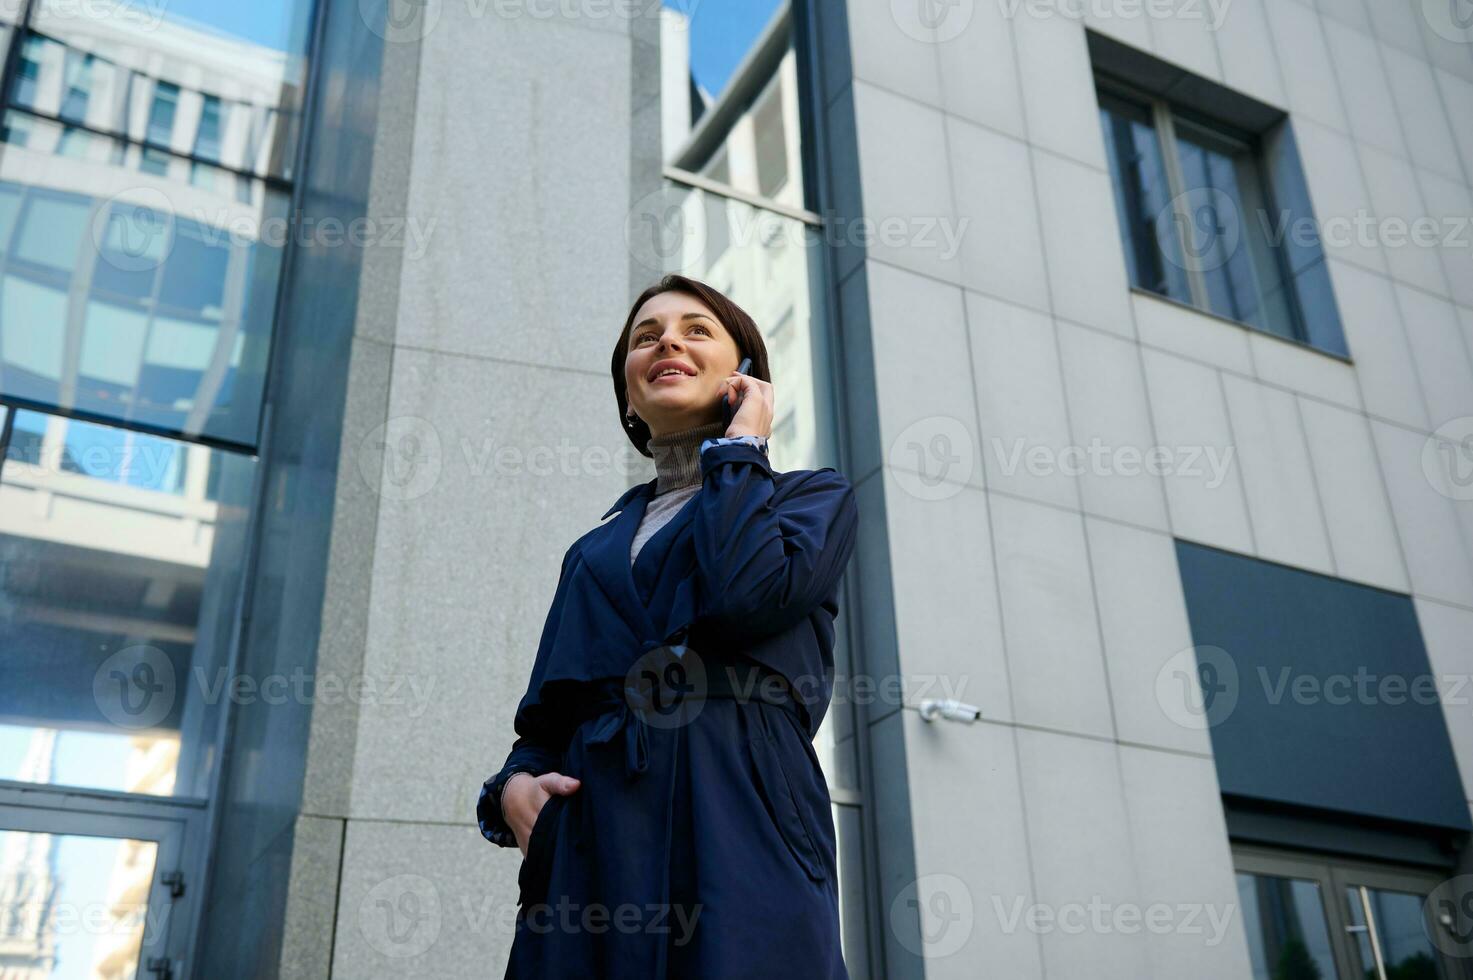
xmin=150 ymin=0 xmax=782 ymax=66
xmin=667 ymin=0 xmax=784 ymax=100
xmin=152 ymin=0 xmax=308 ymax=51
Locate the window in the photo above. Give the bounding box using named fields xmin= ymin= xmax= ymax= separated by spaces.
xmin=59 ymin=51 xmax=93 ymax=125
xmin=1096 ymin=73 xmax=1347 ymax=357
xmin=1236 ymin=846 xmax=1461 ymax=979
xmin=657 ymin=1 xmax=866 ymax=968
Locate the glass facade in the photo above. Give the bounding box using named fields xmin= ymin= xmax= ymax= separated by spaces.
xmin=660 ymin=1 xmax=866 ymax=965
xmin=0 ymin=0 xmax=314 ymax=975
xmin=0 ymin=111 xmax=288 ymax=446
xmin=0 ymin=410 xmax=256 ymax=799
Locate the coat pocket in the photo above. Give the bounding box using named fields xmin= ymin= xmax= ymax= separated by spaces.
xmin=745 ymin=712 xmax=828 ymax=883
xmin=516 ymin=792 xmax=568 ymax=908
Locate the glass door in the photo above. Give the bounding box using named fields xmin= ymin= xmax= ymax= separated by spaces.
xmin=1336 ymin=866 xmax=1454 ymax=980
xmin=0 ymin=802 xmax=191 ymax=980
xmin=1235 ymin=845 xmax=1466 ymax=980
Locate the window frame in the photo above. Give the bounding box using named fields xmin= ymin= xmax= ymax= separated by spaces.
xmin=1095 ymin=71 xmax=1315 ymax=351
xmin=1234 ymin=842 xmax=1464 ymax=980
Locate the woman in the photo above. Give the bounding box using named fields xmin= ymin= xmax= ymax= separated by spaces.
xmin=476 ymin=274 xmax=859 ymax=979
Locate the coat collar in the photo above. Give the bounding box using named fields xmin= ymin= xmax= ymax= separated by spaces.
xmin=583 ymin=478 xmax=662 ymax=640
xmin=600 ymin=478 xmax=656 ymax=521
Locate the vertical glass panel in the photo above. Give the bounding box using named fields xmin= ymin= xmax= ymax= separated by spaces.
xmin=23 ymin=0 xmax=315 ymax=180
xmin=1355 ymin=886 xmax=1442 ymax=980
xmin=0 ymin=0 xmax=17 ymax=137
xmin=1238 ymin=872 xmax=1343 ymax=980
xmin=58 ymin=50 xmax=93 ymax=125
xmin=1098 ymin=92 xmax=1192 ymax=303
xmin=0 ymin=410 xmax=257 ymax=798
xmin=1343 ymin=886 xmax=1380 ymax=979
xmin=1172 ymin=115 xmax=1301 ymax=341
xmin=1261 ymin=120 xmax=1348 ymax=357
xmin=0 ymin=113 xmax=286 ymax=445
xmin=144 ymin=81 xmax=179 ymax=148
xmin=0 ymin=829 xmax=161 ymax=978
xmin=661 ymin=0 xmax=803 ymax=208
xmin=660 ymin=186 xmax=821 ymax=473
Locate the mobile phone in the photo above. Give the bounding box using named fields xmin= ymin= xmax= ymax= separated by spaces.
xmin=721 ymin=356 xmax=753 ymax=428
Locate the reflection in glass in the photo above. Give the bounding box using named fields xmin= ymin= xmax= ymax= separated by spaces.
xmin=1238 ymin=872 xmax=1342 ymax=980
xmin=1098 ymin=92 xmax=1191 ymax=304
xmin=1173 ymin=116 xmax=1300 ymax=341
xmin=20 ymin=0 xmax=314 ymax=180
xmin=660 ymin=1 xmax=802 ymax=210
xmin=0 ymin=410 xmax=256 ymax=798
xmin=658 ymin=0 xmax=843 ymax=788
xmin=1345 ymin=886 xmax=1440 ymax=980
xmin=662 ymin=186 xmax=819 ymax=472
xmin=0 ymin=829 xmax=159 ymax=979
xmin=0 ymin=112 xmax=286 ymax=445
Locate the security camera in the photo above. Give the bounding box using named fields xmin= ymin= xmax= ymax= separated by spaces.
xmin=918 ymin=699 xmax=982 ymax=724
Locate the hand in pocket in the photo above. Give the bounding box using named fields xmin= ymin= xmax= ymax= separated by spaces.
xmin=503 ymin=772 xmax=581 ymax=858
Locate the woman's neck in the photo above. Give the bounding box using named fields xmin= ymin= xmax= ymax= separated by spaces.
xmin=647 ymin=419 xmax=727 ymax=494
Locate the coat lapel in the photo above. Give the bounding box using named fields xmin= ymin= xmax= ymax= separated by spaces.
xmin=581 ymin=478 xmax=661 ymax=640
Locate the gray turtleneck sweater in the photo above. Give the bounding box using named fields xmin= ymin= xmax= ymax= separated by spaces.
xmin=631 ymin=420 xmax=729 ymax=564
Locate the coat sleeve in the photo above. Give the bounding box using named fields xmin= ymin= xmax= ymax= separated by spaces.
xmin=476 ymin=545 xmax=578 ymax=848
xmin=689 ymin=441 xmax=860 ymax=643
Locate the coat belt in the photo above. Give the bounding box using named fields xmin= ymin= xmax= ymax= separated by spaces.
xmin=579 ymin=624 xmax=796 ymax=781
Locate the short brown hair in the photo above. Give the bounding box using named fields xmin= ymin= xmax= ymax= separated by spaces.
xmin=611 ymin=274 xmax=771 ymax=458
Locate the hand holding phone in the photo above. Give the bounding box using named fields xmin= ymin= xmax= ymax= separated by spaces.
xmin=721 ymin=356 xmax=753 ymax=429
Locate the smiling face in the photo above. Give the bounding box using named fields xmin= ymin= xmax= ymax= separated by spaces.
xmin=623 ymin=290 xmax=742 ymax=438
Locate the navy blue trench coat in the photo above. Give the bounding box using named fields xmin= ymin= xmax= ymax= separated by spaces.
xmin=476 ymin=441 xmax=859 ymax=979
